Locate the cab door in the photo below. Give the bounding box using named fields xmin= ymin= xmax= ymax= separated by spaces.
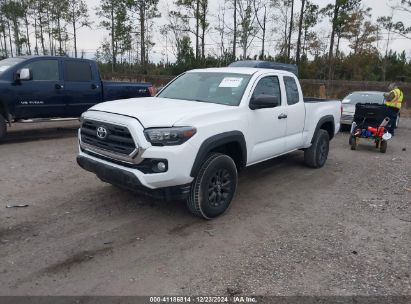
xmin=63 ymin=59 xmax=102 ymax=117
xmin=283 ymin=75 xmax=305 ymax=151
xmin=14 ymin=58 xmax=65 ymax=118
xmin=247 ymin=75 xmax=287 ymax=164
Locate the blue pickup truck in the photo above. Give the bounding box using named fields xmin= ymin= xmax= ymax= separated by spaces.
xmin=0 ymin=56 xmax=154 ymax=140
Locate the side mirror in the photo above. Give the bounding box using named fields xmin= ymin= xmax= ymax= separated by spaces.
xmin=249 ymin=94 xmax=279 ymax=110
xmin=15 ymin=68 xmax=32 ymax=81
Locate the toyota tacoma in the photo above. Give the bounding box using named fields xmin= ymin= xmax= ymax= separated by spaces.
xmin=77 ymin=61 xmax=341 ymax=219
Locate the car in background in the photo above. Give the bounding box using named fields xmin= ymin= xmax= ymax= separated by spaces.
xmin=341 ymin=91 xmax=400 ymax=129
xmin=0 ymin=56 xmax=155 ymax=140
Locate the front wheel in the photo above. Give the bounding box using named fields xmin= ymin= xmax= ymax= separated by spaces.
xmin=351 ymin=136 xmax=357 ymax=150
xmin=0 ymin=115 xmax=7 ymax=141
xmin=349 ymin=135 xmax=355 ymax=146
xmin=304 ymin=129 xmax=330 ymax=168
xmin=186 ymin=153 xmax=238 ymax=219
xmin=380 ymin=141 xmax=387 ymax=153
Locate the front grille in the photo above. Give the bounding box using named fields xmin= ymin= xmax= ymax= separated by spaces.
xmin=80 ymin=120 xmax=136 ymax=155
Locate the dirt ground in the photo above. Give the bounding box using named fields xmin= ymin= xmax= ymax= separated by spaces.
xmin=0 ymin=119 xmax=410 ymax=296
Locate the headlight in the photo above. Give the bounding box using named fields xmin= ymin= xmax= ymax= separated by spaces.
xmin=144 ymin=127 xmax=197 ymax=146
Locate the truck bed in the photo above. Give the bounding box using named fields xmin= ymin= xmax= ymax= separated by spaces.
xmin=102 ymin=81 xmax=153 ymax=101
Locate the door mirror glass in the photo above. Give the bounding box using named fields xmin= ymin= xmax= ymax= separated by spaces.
xmin=250 ymin=94 xmax=279 ymax=110
xmin=16 ymin=68 xmax=32 ymax=81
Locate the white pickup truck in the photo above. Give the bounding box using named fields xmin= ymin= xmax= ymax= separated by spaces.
xmin=77 ymin=61 xmax=341 ymax=219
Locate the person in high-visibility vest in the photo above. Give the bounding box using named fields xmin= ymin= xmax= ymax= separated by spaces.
xmin=384 ymin=83 xmax=403 ymax=136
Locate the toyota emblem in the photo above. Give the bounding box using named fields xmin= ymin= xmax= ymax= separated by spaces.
xmin=96 ymin=126 xmax=108 ymax=139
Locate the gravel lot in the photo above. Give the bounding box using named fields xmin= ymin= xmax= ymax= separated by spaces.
xmin=0 ymin=119 xmax=410 ymax=296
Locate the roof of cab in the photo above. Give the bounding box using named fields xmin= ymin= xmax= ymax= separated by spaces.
xmin=15 ymin=55 xmax=94 ymax=62
xmin=229 ymin=60 xmax=299 ymax=76
xmin=349 ymin=91 xmax=385 ymax=94
xmin=188 ymin=67 xmax=297 ymax=76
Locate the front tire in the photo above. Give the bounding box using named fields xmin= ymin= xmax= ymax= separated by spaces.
xmin=186 ymin=153 xmax=238 ymax=219
xmin=304 ymin=129 xmax=330 ymax=168
xmin=380 ymin=141 xmax=387 ymax=153
xmin=0 ymin=115 xmax=7 ymax=141
xmin=351 ymin=136 xmax=357 ymax=150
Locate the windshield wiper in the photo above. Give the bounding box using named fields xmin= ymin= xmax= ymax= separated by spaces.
xmin=192 ymin=99 xmax=210 ymax=103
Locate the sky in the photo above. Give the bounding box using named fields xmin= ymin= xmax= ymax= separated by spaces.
xmin=76 ymin=0 xmax=411 ymax=62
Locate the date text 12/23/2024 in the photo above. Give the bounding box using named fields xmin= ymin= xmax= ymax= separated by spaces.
xmin=149 ymin=296 xmax=257 ymax=303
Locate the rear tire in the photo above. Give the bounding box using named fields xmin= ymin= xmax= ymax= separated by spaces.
xmin=304 ymin=129 xmax=330 ymax=168
xmin=0 ymin=115 xmax=7 ymax=141
xmin=186 ymin=153 xmax=237 ymax=219
xmin=380 ymin=141 xmax=387 ymax=153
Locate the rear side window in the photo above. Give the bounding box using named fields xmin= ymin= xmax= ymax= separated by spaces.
xmin=64 ymin=61 xmax=92 ymax=82
xmin=252 ymin=76 xmax=281 ymax=105
xmin=23 ymin=60 xmax=59 ymax=81
xmin=284 ymin=76 xmax=300 ymax=105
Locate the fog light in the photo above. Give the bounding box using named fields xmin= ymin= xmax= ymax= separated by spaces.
xmin=157 ymin=162 xmax=167 ymax=172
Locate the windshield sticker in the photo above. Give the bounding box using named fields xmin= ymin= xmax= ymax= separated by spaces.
xmin=0 ymin=66 xmax=10 ymax=72
xmin=219 ymin=77 xmax=243 ymax=88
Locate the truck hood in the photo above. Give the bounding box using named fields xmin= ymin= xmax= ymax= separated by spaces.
xmin=89 ymin=97 xmax=233 ymax=128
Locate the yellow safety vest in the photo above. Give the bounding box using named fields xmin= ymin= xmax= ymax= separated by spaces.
xmin=385 ymin=88 xmax=403 ymax=109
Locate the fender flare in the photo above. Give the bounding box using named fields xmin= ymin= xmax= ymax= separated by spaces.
xmin=311 ymin=115 xmax=335 ymax=143
xmin=190 ymin=131 xmax=247 ymax=177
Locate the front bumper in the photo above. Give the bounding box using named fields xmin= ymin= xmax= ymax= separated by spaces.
xmin=341 ymin=113 xmax=354 ymax=125
xmin=341 ymin=120 xmax=352 ymax=125
xmin=78 ymin=110 xmax=196 ymax=190
xmin=77 ymin=155 xmax=191 ymax=201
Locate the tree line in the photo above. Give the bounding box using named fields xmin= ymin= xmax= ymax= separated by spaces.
xmin=0 ymin=0 xmax=90 ymax=58
xmin=1 ymin=0 xmax=411 ymax=81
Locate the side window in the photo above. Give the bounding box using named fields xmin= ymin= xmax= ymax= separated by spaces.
xmin=252 ymin=76 xmax=281 ymax=105
xmin=23 ymin=60 xmax=59 ymax=81
xmin=284 ymin=76 xmax=300 ymax=105
xmin=64 ymin=61 xmax=92 ymax=82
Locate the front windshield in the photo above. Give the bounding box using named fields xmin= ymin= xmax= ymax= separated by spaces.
xmin=342 ymin=92 xmax=384 ymax=104
xmin=0 ymin=57 xmax=25 ymax=75
xmin=157 ymin=72 xmax=252 ymax=106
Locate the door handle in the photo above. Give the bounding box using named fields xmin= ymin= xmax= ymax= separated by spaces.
xmin=55 ymin=83 xmax=63 ymax=90
xmin=91 ymin=84 xmax=99 ymax=90
xmin=278 ymin=113 xmax=288 ymax=119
